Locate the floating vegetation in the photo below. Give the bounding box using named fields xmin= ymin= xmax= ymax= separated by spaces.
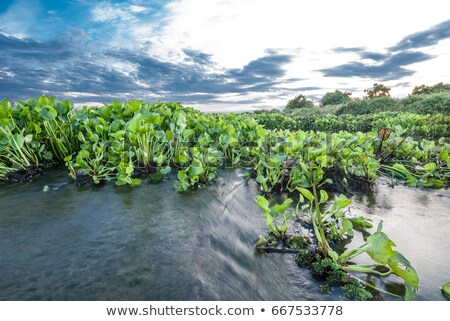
xmin=1 ymin=95 xmax=449 ymax=300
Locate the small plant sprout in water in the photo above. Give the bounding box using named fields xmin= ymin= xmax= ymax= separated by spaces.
xmin=254 ymin=195 xmax=293 ymax=240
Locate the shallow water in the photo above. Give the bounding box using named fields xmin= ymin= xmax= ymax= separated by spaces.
xmin=0 ymin=169 xmax=448 ymax=300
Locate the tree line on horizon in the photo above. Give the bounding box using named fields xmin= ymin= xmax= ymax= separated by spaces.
xmin=273 ymin=82 xmax=450 ymax=116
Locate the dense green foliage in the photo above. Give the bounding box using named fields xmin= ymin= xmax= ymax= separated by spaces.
xmin=336 ymin=96 xmax=399 ymax=115
xmin=279 ymin=82 xmax=450 ymax=116
xmin=364 ymin=83 xmax=391 ymax=98
xmin=399 ymin=92 xmax=450 ymax=115
xmin=253 ymin=111 xmax=450 ymax=138
xmin=1 ymin=96 xmax=449 ymax=190
xmin=284 ymin=94 xmax=314 ymax=112
xmin=412 ymin=82 xmax=450 ymax=95
xmin=321 ymin=90 xmax=352 ymax=106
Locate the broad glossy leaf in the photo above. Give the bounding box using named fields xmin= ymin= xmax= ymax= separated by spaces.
xmin=183 ymin=128 xmax=195 ymax=140
xmin=296 ymin=187 xmax=313 ymax=202
xmin=12 ymin=133 xmax=24 ymax=149
xmin=388 ymin=251 xmax=419 ymax=289
xmin=177 ymin=113 xmax=187 ymax=128
xmin=128 ymin=113 xmax=143 ymax=133
xmin=254 ymin=195 xmax=273 ymax=227
xmin=362 ymin=230 xmax=396 ymax=264
xmin=331 ymin=194 xmax=351 ymax=211
xmin=423 ymin=162 xmax=436 ymax=173
xmin=189 ymin=158 xmax=204 ymax=175
xmin=254 ymin=195 xmax=270 ymax=213
xmin=272 ymin=198 xmax=293 ymax=215
xmin=40 ymin=107 xmax=57 ymax=120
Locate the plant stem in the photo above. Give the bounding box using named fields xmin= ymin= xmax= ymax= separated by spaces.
xmin=343 ymin=264 xmax=391 ymax=277
xmin=351 ymin=275 xmax=403 ymax=299
xmin=312 ymin=183 xmax=329 ymax=256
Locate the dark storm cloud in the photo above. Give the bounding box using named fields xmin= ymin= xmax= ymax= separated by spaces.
xmin=391 ymin=19 xmax=450 ymax=51
xmin=0 ymin=33 xmax=294 ymax=104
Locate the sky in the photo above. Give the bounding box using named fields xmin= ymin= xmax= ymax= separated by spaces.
xmin=0 ymin=0 xmax=449 ymax=112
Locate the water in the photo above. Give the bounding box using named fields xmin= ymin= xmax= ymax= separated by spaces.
xmin=0 ymin=169 xmax=448 ymax=300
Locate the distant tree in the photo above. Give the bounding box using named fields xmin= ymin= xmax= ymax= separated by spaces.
xmin=364 ymin=83 xmax=391 ymax=99
xmin=411 ymin=82 xmax=450 ymax=95
xmin=284 ymin=94 xmax=314 ymax=111
xmin=321 ymin=90 xmax=352 ymax=106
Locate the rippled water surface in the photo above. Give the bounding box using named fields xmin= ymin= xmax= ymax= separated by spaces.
xmin=0 ymin=169 xmax=448 ymax=300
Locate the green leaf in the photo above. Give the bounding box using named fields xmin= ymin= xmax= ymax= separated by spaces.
xmin=89 ymin=133 xmax=99 ymax=143
xmin=39 ymin=106 xmax=57 ymax=120
xmin=362 ymin=230 xmax=396 ymax=264
xmin=341 ymin=218 xmax=353 ymax=232
xmin=348 ymin=216 xmax=373 ymax=230
xmin=331 ymin=194 xmax=351 ymax=211
xmin=387 ymin=251 xmax=419 ymax=289
xmin=177 ymin=113 xmax=187 ymax=128
xmin=43 ymin=152 xmax=53 ymax=160
xmin=392 ymin=163 xmax=409 ymax=174
xmin=12 ymin=133 xmax=24 ymax=149
xmin=404 ymin=282 xmax=417 ymax=301
xmin=128 ymin=113 xmax=143 ymax=133
xmin=254 ymin=195 xmax=269 ymax=212
xmin=296 ymin=187 xmax=313 ymax=202
xmin=77 ymin=132 xmax=86 ymax=143
xmin=272 ymin=198 xmax=293 ymax=215
xmin=189 ymin=158 xmax=204 ymax=175
xmin=256 ymin=235 xmax=268 ymax=247
xmin=183 ymin=128 xmax=195 ymax=140
xmin=147 ymin=113 xmax=161 ymax=125
xmin=423 ymin=162 xmax=436 ymax=173
xmin=148 ymin=173 xmax=164 ymax=183
xmin=254 ymin=195 xmax=273 ymax=228
xmin=256 ymin=175 xmax=266 ymax=184
xmin=174 ymin=152 xmax=188 ymax=164
xmin=160 ymin=166 xmax=171 ymax=175
xmin=319 ymin=190 xmax=328 ymax=204
xmin=441 ymin=282 xmax=450 ymax=301
xmin=95 ymin=124 xmax=104 ymax=133
xmin=328 ymin=250 xmax=339 ymax=262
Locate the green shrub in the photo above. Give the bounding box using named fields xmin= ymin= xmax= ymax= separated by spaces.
xmin=336 ymin=97 xmax=399 ymax=115
xmin=399 ymin=92 xmax=450 ymax=115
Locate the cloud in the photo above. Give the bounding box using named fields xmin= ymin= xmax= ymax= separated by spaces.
xmin=319 ymin=20 xmax=449 ymax=81
xmin=391 ymin=19 xmax=450 ymax=51
xmin=0 ymin=33 xmax=294 ymax=107
xmin=360 ymin=52 xmax=389 ymax=61
xmin=129 ymin=5 xmax=151 ymax=14
xmin=319 ymin=51 xmax=433 ymax=81
xmin=91 ymin=1 xmax=135 ymax=22
xmin=0 ymin=0 xmax=41 ymax=38
xmin=332 ymin=47 xmax=365 ymax=53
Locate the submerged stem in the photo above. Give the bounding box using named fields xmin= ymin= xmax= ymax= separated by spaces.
xmin=351 ymin=275 xmax=403 ymax=299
